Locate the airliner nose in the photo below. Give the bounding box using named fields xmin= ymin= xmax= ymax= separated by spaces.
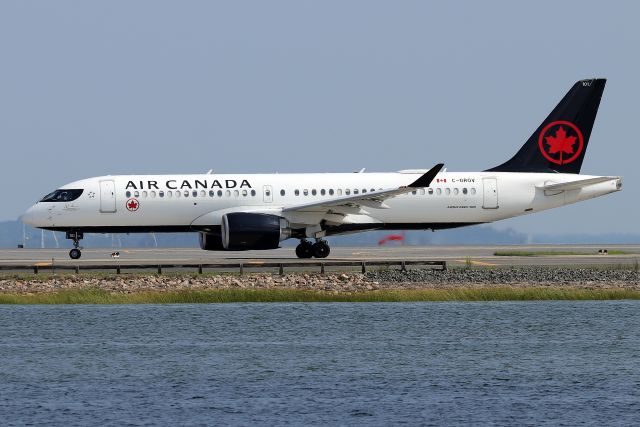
xmin=20 ymin=205 xmax=38 ymax=227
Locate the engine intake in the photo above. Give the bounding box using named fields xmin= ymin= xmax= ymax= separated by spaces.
xmin=221 ymin=213 xmax=291 ymax=250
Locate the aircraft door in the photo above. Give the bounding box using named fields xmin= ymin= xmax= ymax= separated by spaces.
xmin=482 ymin=178 xmax=498 ymax=209
xmin=99 ymin=180 xmax=117 ymax=213
xmin=263 ymin=185 xmax=273 ymax=203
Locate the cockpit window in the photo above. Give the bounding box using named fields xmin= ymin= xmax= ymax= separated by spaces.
xmin=39 ymin=189 xmax=84 ymax=202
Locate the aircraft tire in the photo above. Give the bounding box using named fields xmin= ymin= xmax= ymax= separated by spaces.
xmin=312 ymin=241 xmax=330 ymax=259
xmin=295 ymin=241 xmax=313 ymax=259
xmin=69 ymin=248 xmax=82 ymax=260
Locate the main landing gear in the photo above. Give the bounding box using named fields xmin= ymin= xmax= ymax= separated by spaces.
xmin=66 ymin=231 xmax=84 ymax=260
xmin=295 ymin=239 xmax=330 ymax=259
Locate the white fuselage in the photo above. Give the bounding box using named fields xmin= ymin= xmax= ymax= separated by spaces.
xmin=21 ymin=171 xmax=621 ymax=235
xmin=18 ymin=78 xmax=620 ymax=259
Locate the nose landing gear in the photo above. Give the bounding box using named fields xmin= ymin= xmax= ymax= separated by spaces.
xmin=295 ymin=239 xmax=330 ymax=259
xmin=66 ymin=231 xmax=84 ymax=260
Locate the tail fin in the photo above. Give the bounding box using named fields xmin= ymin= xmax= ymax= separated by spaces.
xmin=486 ymin=78 xmax=606 ymax=174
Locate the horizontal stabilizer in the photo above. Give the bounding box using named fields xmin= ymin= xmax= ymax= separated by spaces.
xmin=540 ymin=176 xmax=619 ymax=192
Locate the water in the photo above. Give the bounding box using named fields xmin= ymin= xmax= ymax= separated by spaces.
xmin=1 ymin=302 xmax=639 ymax=426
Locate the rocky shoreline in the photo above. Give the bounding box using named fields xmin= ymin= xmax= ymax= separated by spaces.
xmin=0 ymin=267 xmax=639 ymax=294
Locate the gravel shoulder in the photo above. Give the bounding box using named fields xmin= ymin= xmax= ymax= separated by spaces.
xmin=1 ymin=267 xmax=639 ymax=295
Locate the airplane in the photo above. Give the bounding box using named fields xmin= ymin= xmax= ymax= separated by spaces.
xmin=21 ymin=78 xmax=621 ymax=260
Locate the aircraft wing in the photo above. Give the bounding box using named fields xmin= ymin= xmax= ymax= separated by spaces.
xmin=282 ymin=163 xmax=444 ymax=214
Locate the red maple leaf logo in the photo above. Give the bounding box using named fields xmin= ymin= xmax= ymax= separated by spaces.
xmin=545 ymin=126 xmax=577 ymax=155
xmin=538 ymin=121 xmax=584 ymax=165
xmin=126 ymin=198 xmax=139 ymax=211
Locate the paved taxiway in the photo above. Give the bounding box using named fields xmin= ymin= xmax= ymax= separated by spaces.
xmin=1 ymin=245 xmax=639 ymax=268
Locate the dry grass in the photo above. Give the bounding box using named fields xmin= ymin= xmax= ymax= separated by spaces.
xmin=1 ymin=287 xmax=639 ymax=304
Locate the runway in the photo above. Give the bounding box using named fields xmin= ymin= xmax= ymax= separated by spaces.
xmin=1 ymin=245 xmax=639 ymax=268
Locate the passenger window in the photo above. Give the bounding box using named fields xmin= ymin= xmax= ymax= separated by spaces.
xmin=419 ymin=189 xmax=425 ymax=195
xmin=453 ymin=188 xmax=459 ymax=195
xmin=159 ymin=191 xmax=164 ymax=198
xmin=218 ymin=190 xmax=223 ymax=197
xmin=134 ymin=191 xmax=140 ymax=197
xmin=234 ymin=190 xmax=239 ymax=197
xmin=280 ymin=189 xmax=285 ymax=196
xmin=312 ymin=189 xmax=317 ymax=196
xmin=242 ymin=189 xmax=248 ymax=196
xmin=251 ymin=189 xmax=256 ymax=196
xmin=184 ymin=190 xmax=190 ymax=197
xmin=303 ymin=189 xmax=308 ymax=196
xmin=142 ymin=191 xmax=148 ymax=198
xmin=225 ymin=190 xmax=231 ymax=197
xmin=329 ymin=189 xmax=334 ymax=195
xmin=295 ymin=189 xmax=300 ymax=196
xmin=192 ymin=190 xmax=197 ymax=197
xmin=470 ymin=188 xmax=477 ymax=195
xmin=354 ymin=189 xmax=359 ymax=195
xmin=265 ymin=189 xmax=271 ymax=196
xmin=200 ymin=190 xmax=206 ymax=197
xmin=209 ymin=190 xmax=215 ymax=197
xmin=150 ymin=191 xmax=156 ymax=198
xmin=166 ymin=191 xmax=172 ymax=198
xmin=370 ymin=189 xmax=375 ymax=193
xmin=428 ymin=188 xmax=433 ymax=195
xmin=411 ymin=190 xmax=417 ymax=195
xmin=445 ymin=188 xmax=451 ymax=195
xmin=126 ymin=191 xmax=131 ymax=198
xmin=175 ymin=191 xmax=181 ymax=198
xmin=337 ymin=189 xmax=343 ymax=196
xmin=362 ymin=189 xmax=367 ymax=193
xmin=345 ymin=189 xmax=350 ymax=195
xmin=436 ymin=188 xmax=442 ymax=195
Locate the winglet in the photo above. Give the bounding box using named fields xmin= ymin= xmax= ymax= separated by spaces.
xmin=408 ymin=163 xmax=444 ymax=188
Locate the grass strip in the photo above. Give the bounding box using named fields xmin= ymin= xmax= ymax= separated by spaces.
xmin=1 ymin=287 xmax=639 ymax=304
xmin=493 ymin=250 xmax=632 ymax=257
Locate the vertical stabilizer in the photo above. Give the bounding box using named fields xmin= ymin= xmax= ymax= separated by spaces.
xmin=486 ymin=78 xmax=606 ymax=174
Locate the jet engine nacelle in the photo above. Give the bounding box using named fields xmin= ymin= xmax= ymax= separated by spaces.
xmin=221 ymin=212 xmax=291 ymax=250
xmin=198 ymin=231 xmax=224 ymax=251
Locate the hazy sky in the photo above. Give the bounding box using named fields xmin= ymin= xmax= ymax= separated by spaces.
xmin=1 ymin=1 xmax=638 ymax=235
